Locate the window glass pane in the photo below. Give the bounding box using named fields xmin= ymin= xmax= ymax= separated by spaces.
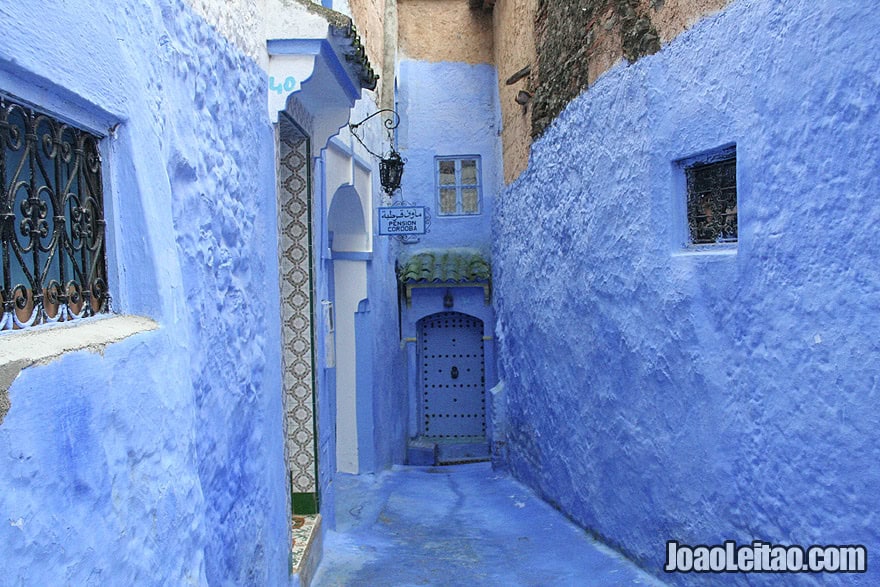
xmin=440 ymin=188 xmax=457 ymax=214
xmin=438 ymin=160 xmax=456 ymax=185
xmin=462 ymin=188 xmax=479 ymax=214
xmin=460 ymin=159 xmax=478 ymax=185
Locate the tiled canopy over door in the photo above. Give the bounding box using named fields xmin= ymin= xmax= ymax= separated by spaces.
xmin=277 ymin=114 xmax=318 ymax=510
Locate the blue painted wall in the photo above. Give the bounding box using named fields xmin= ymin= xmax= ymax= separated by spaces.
xmin=311 ymin=153 xmax=338 ymax=528
xmin=397 ymin=60 xmax=501 ymax=254
xmin=0 ymin=0 xmax=288 ymax=584
xmin=494 ymin=1 xmax=880 ymax=584
xmin=367 ymin=248 xmax=409 ymax=469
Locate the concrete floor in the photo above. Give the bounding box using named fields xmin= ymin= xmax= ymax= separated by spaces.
xmin=311 ymin=463 xmax=666 ymax=587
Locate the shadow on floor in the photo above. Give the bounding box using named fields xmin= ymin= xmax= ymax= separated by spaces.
xmin=312 ymin=462 xmax=666 ymax=587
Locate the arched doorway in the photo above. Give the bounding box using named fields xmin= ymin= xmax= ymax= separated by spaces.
xmin=327 ymin=184 xmax=369 ymax=474
xmin=417 ymin=311 xmax=486 ymax=441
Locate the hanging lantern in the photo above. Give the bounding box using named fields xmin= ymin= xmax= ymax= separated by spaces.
xmin=379 ymin=149 xmax=405 ymax=195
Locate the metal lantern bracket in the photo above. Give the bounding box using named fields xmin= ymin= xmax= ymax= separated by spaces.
xmin=348 ymin=109 xmax=406 ymax=196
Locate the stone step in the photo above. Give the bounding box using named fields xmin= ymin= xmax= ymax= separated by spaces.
xmin=406 ymin=436 xmax=490 ymax=465
xmin=290 ymin=514 xmax=321 ymax=587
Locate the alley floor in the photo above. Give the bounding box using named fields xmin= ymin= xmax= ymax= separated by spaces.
xmin=311 ymin=463 xmax=666 ymax=586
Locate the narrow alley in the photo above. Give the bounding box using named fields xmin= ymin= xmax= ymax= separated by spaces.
xmin=1 ymin=0 xmax=878 ymax=585
xmin=311 ymin=463 xmax=664 ymax=586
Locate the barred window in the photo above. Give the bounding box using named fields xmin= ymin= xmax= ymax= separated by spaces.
xmin=0 ymin=94 xmax=110 ymax=332
xmin=437 ymin=156 xmax=481 ymax=216
xmin=685 ymin=148 xmax=737 ymax=246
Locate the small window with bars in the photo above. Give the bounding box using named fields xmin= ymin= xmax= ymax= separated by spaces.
xmin=436 ymin=156 xmax=481 ymax=216
xmin=684 ymin=147 xmax=737 ymax=246
xmin=0 ymin=93 xmax=110 ymax=332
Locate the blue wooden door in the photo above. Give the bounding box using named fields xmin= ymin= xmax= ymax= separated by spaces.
xmin=419 ymin=312 xmax=485 ymax=439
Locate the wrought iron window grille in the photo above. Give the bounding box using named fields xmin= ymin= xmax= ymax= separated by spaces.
xmin=685 ymin=148 xmax=737 ymax=246
xmin=0 ymin=93 xmax=110 ymax=332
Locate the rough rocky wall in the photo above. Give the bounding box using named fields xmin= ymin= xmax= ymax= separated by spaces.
xmin=0 ymin=0 xmax=287 ymax=584
xmin=494 ymin=0 xmax=880 ymax=584
xmin=399 ymin=0 xmax=493 ymax=63
xmin=184 ymin=0 xmax=268 ymax=65
xmin=160 ymin=2 xmax=287 ymax=581
xmin=531 ymin=0 xmax=730 ymax=137
xmin=492 ymin=0 xmax=538 ymax=184
xmin=649 ymin=0 xmax=730 ymax=43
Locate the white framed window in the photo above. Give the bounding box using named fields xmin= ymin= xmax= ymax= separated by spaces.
xmin=436 ymin=156 xmax=481 ymax=216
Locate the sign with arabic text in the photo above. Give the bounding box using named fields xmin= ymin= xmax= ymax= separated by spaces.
xmin=378 ymin=206 xmax=427 ymax=236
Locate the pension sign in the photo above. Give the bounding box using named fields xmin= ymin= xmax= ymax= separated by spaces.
xmin=378 ymin=206 xmax=427 ymax=235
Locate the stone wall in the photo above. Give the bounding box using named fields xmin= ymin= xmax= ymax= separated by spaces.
xmin=489 ymin=0 xmax=730 ymax=183
xmin=0 ymin=0 xmax=288 ymax=583
xmin=494 ymin=1 xmax=880 ymax=583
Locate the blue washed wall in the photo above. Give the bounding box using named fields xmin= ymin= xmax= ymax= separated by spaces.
xmin=0 ymin=0 xmax=288 ymax=584
xmin=397 ymin=61 xmax=500 ymax=253
xmin=494 ymin=1 xmax=880 ymax=584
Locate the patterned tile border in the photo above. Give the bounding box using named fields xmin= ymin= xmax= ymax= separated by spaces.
xmin=278 ymin=115 xmax=318 ymax=494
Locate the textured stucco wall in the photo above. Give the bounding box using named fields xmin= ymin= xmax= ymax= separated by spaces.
xmin=368 ymin=226 xmax=409 ymax=470
xmin=0 ymin=0 xmax=287 ymax=584
xmin=396 ymin=60 xmax=501 ymax=253
xmin=494 ymin=1 xmax=880 ymax=584
xmin=398 ymin=0 xmax=493 ymax=64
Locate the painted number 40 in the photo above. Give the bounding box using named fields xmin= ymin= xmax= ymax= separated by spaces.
xmin=269 ymin=76 xmax=296 ymax=95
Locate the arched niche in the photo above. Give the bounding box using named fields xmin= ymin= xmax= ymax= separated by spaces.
xmin=328 ymin=184 xmax=368 ymax=253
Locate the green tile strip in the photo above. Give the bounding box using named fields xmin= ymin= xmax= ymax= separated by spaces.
xmin=292 ymin=492 xmax=318 ymax=515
